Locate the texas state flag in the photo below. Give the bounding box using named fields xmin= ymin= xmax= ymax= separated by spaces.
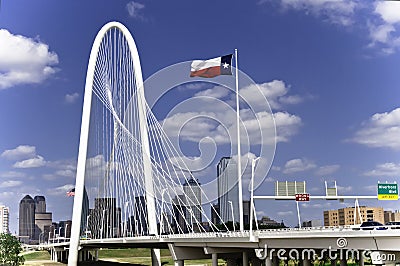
xmin=190 ymin=54 xmax=233 ymax=78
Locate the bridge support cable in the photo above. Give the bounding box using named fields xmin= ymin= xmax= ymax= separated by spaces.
xmin=69 ymin=21 xmax=229 ymax=265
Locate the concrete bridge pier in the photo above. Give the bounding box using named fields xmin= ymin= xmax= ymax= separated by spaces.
xmin=265 ymin=257 xmax=272 ymax=266
xmin=358 ymin=254 xmax=364 ymax=266
xmin=251 ymin=257 xmax=263 ymax=266
xmin=212 ymin=253 xmax=218 ymax=266
xmin=301 ymin=258 xmax=311 ymax=266
xmin=50 ymin=248 xmax=57 ymax=261
xmin=243 ymin=251 xmax=249 ymax=266
xmin=174 ymin=260 xmax=184 ymax=266
xmin=272 ymin=255 xmax=279 ymax=266
xmin=76 ymin=249 xmax=98 ymax=263
xmin=168 ymin=244 xmax=210 ymax=265
xmin=50 ymin=247 xmax=69 ymax=263
xmin=151 ymin=248 xmax=161 ymax=266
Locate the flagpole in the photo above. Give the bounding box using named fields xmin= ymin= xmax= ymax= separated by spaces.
xmin=235 ymin=48 xmax=243 ymax=232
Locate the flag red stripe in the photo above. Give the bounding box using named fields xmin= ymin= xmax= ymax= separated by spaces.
xmin=190 ymin=66 xmax=221 ymax=78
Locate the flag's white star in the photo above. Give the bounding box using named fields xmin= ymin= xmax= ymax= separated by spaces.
xmin=222 ymin=62 xmax=229 ymax=69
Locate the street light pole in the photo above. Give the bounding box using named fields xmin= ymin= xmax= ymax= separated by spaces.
xmin=160 ymin=189 xmax=167 ymax=235
xmin=65 ymin=224 xmax=69 ymax=240
xmin=250 ymin=157 xmax=260 ymax=239
xmin=86 ymin=214 xmax=90 ymax=238
xmin=124 ymin=201 xmax=130 ymax=237
xmin=101 ymin=209 xmax=106 ymax=239
xmin=58 ymin=227 xmax=62 ymax=243
xmin=228 ymin=201 xmax=235 ymax=231
xmin=39 ymin=232 xmax=44 ymax=245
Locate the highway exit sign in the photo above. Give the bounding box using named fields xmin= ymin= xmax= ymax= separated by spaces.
xmin=377 ymin=183 xmax=398 ymax=200
xmin=295 ymin=193 xmax=310 ymax=202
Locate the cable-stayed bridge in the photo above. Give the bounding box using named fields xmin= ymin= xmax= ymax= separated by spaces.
xmin=36 ymin=21 xmax=400 ymax=266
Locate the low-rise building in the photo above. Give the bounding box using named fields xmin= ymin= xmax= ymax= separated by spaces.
xmin=384 ymin=210 xmax=400 ymax=223
xmin=0 ymin=205 xmax=9 ymax=234
xmin=302 ymin=219 xmax=322 ymax=228
xmin=324 ymin=206 xmax=384 ymax=226
xmin=259 ymin=216 xmax=281 ymax=226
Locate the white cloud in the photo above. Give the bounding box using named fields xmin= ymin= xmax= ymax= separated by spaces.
xmin=13 ymin=156 xmax=46 ymax=168
xmin=0 ymin=191 xmax=15 ymax=198
xmin=271 ymin=166 xmax=281 ymax=171
xmin=126 ymin=1 xmax=145 ymax=20
xmin=282 ymin=158 xmax=316 ymax=174
xmin=368 ymin=1 xmax=400 ymax=54
xmin=256 ymin=210 xmax=266 ymax=217
xmin=260 ymin=0 xmax=357 ymax=26
xmin=0 ymin=180 xmax=22 ymax=188
xmin=194 ymin=86 xmax=230 ymax=99
xmin=161 ymin=109 xmax=301 ymax=146
xmin=177 ymin=83 xmax=207 ymax=91
xmin=160 ymin=80 xmax=303 ymax=147
xmin=239 ymin=80 xmax=303 ymax=110
xmin=259 ymin=1 xmax=400 ymax=54
xmin=302 ymin=202 xmax=332 ymax=209
xmin=273 ymin=112 xmax=302 ymax=142
xmin=364 ymin=162 xmax=400 ymax=177
xmin=40 ymin=159 xmax=77 ymax=180
xmin=375 ymin=1 xmax=400 ymax=24
xmin=55 ymin=169 xmax=76 ymax=178
xmin=351 ymin=107 xmax=400 ymax=150
xmin=363 ymin=184 xmax=377 ymax=193
xmin=1 ymin=145 xmax=49 ymax=168
xmin=1 ymin=145 xmax=36 ymax=160
xmin=369 ymin=23 xmax=395 ymax=44
xmin=47 ymin=159 xmax=77 ymax=171
xmin=315 ymin=164 xmax=340 ymax=176
xmin=42 ymin=174 xmax=57 ymax=181
xmin=47 ymin=184 xmax=74 ymax=196
xmin=337 ymin=185 xmax=352 ymax=193
xmin=0 ymin=171 xmax=26 ymax=178
xmin=264 ymin=176 xmax=275 ymax=182
xmin=277 ymin=210 xmax=294 ymax=216
xmin=65 ymin=92 xmax=79 ymax=104
xmin=0 ymin=29 xmax=58 ymax=89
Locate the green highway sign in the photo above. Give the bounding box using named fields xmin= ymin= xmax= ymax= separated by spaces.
xmin=377 ymin=183 xmax=398 ymax=200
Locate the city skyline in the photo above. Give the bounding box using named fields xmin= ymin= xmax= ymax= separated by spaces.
xmin=1 ymin=1 xmax=400 ymax=234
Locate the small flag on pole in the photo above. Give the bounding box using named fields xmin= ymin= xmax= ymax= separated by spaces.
xmin=190 ymin=54 xmax=233 ymax=78
xmin=67 ymin=188 xmax=75 ymax=197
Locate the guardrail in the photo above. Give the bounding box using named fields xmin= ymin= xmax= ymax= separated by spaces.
xmin=37 ymin=225 xmax=400 ymax=247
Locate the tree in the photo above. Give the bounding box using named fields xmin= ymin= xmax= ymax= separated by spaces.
xmin=0 ymin=233 xmax=25 ymax=266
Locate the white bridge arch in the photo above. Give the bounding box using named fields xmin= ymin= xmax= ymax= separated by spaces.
xmin=67 ymin=21 xmax=226 ymax=265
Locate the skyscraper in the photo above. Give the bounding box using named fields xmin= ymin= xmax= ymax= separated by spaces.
xmin=173 ymin=194 xmax=187 ymax=233
xmin=211 ymin=203 xmax=220 ymax=225
xmin=0 ymin=205 xmax=9 ymax=234
xmin=88 ymin=198 xmax=121 ymax=238
xmin=34 ymin=196 xmax=46 ymax=213
xmin=134 ymin=196 xmax=148 ymax=235
xmin=217 ymin=157 xmax=239 ymax=224
xmin=243 ymin=200 xmax=250 ymax=226
xmin=33 ymin=195 xmax=52 ymax=241
xmin=183 ymin=177 xmax=202 ymax=227
xmin=19 ymin=195 xmax=35 ymax=241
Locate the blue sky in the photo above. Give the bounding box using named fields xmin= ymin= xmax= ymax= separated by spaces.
xmin=1 ymin=0 xmax=400 ymax=234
